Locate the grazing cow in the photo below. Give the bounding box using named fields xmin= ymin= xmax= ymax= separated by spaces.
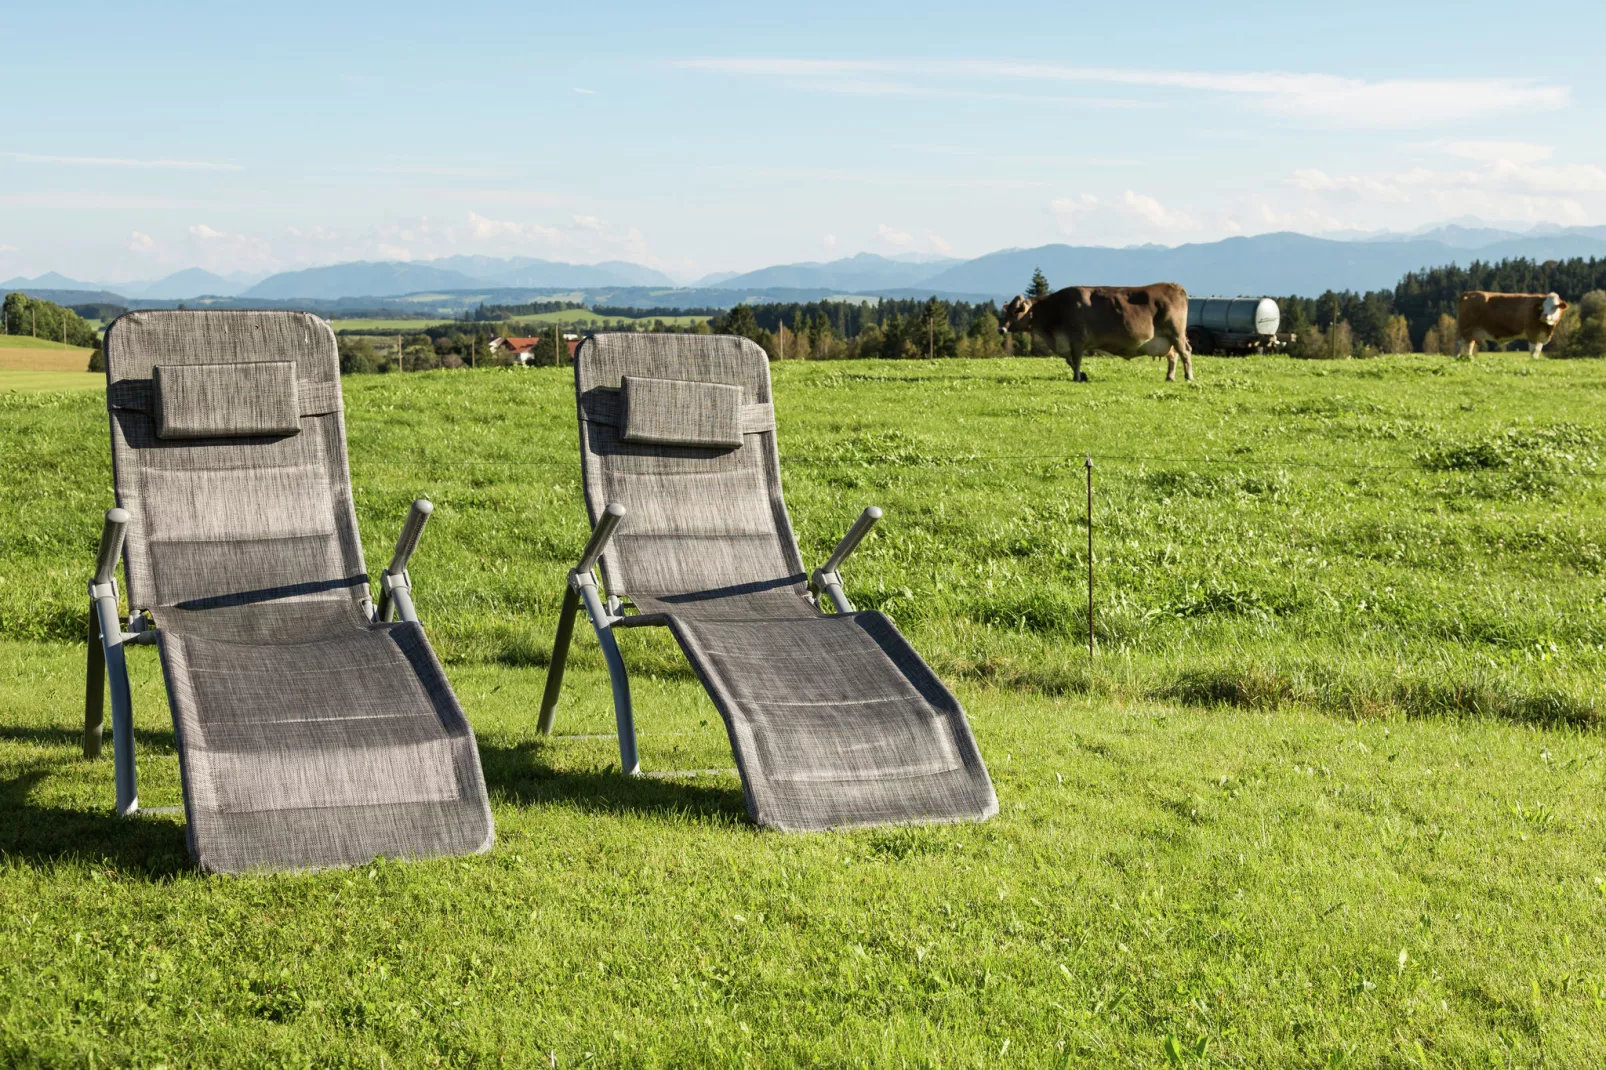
xmin=1000 ymin=283 xmax=1193 ymax=382
xmin=1457 ymin=291 xmax=1569 ymax=357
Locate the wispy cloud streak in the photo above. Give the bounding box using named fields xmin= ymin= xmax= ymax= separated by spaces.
xmin=4 ymin=152 xmax=244 ymax=171
xmin=676 ymin=58 xmax=1570 ymax=128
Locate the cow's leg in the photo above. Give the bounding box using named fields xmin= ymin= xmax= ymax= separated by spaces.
xmin=1532 ymin=341 xmax=1545 ymax=359
xmin=1165 ymin=351 xmax=1177 ymax=382
xmin=1068 ymin=345 xmax=1088 ymax=382
xmin=1180 ymin=338 xmax=1195 ymax=382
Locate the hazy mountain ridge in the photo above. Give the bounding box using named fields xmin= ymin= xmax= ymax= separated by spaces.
xmin=924 ymin=231 xmax=1606 ymax=298
xmin=10 ymin=221 xmax=1606 ymax=306
xmin=713 ymin=252 xmax=962 ymax=292
xmin=234 ymin=256 xmax=678 ymax=299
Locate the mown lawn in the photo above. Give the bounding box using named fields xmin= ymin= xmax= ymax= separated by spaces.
xmin=2 ymin=354 xmax=1605 ymax=1066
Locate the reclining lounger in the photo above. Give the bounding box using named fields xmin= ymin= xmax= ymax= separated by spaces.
xmin=539 ymin=333 xmax=996 ymax=831
xmin=84 ymin=310 xmax=493 ymax=873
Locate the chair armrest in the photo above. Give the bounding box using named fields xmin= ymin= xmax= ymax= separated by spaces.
xmin=574 ymin=503 xmax=627 ymax=580
xmin=91 ymin=508 xmax=131 ymax=596
xmin=811 ymin=506 xmax=881 ymax=613
xmin=378 ymin=499 xmax=433 ymax=623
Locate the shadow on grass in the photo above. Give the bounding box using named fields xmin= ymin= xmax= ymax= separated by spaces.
xmin=0 ymin=725 xmax=177 ymax=750
xmin=1160 ymin=666 xmax=1600 ymax=728
xmin=478 ymin=740 xmax=749 ymax=825
xmin=0 ymin=771 xmax=190 ymax=877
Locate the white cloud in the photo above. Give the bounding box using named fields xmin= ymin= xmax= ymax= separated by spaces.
xmin=572 ymin=87 xmax=596 ymax=95
xmin=929 ymin=232 xmax=953 ymax=254
xmin=188 ymin=224 xmax=227 ymax=240
xmin=1048 ymin=190 xmax=1217 ymax=243
xmin=1291 ymin=168 xmax=1407 ymax=203
xmin=1287 ymin=144 xmax=1606 ymax=227
xmin=572 ymin=214 xmax=604 ymax=230
xmin=822 ymin=233 xmax=837 ymax=248
xmin=1049 ymin=193 xmax=1100 ymax=235
xmin=128 ymin=232 xmax=156 ymax=253
xmin=468 ymin=211 xmax=525 ymax=239
xmin=677 ymin=58 xmax=1569 ymax=129
xmin=876 ymin=223 xmax=913 ymax=246
xmin=0 ymin=243 xmax=18 ymax=254
xmin=376 ymin=243 xmax=413 ymax=260
xmin=1436 ymin=140 xmax=1553 ymax=165
xmin=1120 ymin=190 xmax=1199 ymax=232
xmin=1254 ymin=202 xmax=1347 ymax=232
xmin=5 ymin=152 xmax=243 ymax=171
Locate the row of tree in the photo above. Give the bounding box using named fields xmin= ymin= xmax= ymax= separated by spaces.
xmin=1 ymin=293 xmax=99 ymax=349
xmin=1277 ymin=256 xmax=1606 ymax=355
xmin=710 ymin=298 xmax=1018 ymax=360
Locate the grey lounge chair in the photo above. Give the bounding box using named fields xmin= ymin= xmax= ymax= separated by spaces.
xmin=83 ymin=310 xmax=493 ymax=873
xmin=538 ymin=333 xmax=997 ymax=831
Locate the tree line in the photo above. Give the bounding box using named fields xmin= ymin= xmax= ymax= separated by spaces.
xmin=2 ymin=293 xmax=99 ymax=350
xmin=336 ymin=252 xmax=1606 ymax=371
xmin=20 ymin=250 xmax=1596 ymax=377
xmin=1276 ymin=256 xmax=1606 ymax=358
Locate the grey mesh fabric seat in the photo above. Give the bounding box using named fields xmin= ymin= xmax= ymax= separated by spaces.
xmin=539 ymin=333 xmax=996 ymax=831
xmin=82 ymin=310 xmax=493 ymax=874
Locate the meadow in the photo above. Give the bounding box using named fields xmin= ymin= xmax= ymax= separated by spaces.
xmin=2 ymin=353 xmax=1604 ymax=1066
xmin=0 ymin=334 xmax=98 ymax=392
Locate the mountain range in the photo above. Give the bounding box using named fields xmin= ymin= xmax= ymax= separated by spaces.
xmin=701 ymin=252 xmax=962 ymax=292
xmin=237 ymin=257 xmax=677 ymax=300
xmin=912 ymin=229 xmax=1606 ymax=301
xmin=7 ymin=222 xmax=1606 ymax=308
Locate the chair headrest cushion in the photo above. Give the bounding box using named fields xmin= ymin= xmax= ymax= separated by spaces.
xmin=619 ymin=375 xmax=744 ymax=449
xmin=153 ymin=360 xmax=302 ymax=440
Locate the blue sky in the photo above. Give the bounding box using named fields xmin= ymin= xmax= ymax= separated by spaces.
xmin=3 ymin=1 xmax=1604 ymax=284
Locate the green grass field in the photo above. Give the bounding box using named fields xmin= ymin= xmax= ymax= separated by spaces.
xmin=330 ymin=309 xmax=712 ymax=334
xmin=0 ymin=370 xmax=101 ymax=393
xmin=0 ymin=334 xmax=94 ymax=353
xmin=3 ymin=354 xmax=1605 ymax=1065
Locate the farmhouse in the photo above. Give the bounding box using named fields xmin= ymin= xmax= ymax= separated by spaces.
xmin=488 ymin=334 xmax=584 ymax=365
xmin=488 ymin=336 xmax=540 ymax=362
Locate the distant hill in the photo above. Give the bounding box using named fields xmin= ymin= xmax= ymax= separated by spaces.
xmin=425 ymin=255 xmax=675 ymax=288
xmin=13 ymin=221 xmax=1606 ymax=307
xmin=242 ymin=261 xmax=488 ymax=300
xmin=136 ymin=268 xmax=244 ymax=299
xmin=921 ymin=232 xmax=1606 ymax=299
xmin=0 ymin=272 xmax=104 ymax=291
xmin=716 ymin=253 xmax=959 ymax=292
xmin=1 ymin=288 xmax=132 ymax=307
xmin=242 ymin=257 xmax=677 ymax=299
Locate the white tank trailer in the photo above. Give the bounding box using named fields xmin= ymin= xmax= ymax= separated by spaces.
xmin=1185 ymin=297 xmax=1285 ymax=355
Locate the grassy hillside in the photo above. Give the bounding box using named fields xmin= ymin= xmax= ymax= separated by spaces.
xmin=0 ymin=334 xmax=94 ymax=352
xmin=2 ymin=354 xmax=1604 ymax=1064
xmin=0 ymin=334 xmax=98 ymax=387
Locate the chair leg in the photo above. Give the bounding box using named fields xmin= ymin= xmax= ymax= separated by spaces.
xmin=537 ymin=586 xmax=580 ymax=735
xmin=84 ymin=608 xmax=105 ymax=759
xmin=92 ymin=594 xmax=138 ymax=815
xmin=577 ymin=584 xmax=639 ymax=776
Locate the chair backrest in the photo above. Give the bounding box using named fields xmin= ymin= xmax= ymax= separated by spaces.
xmin=574 ymin=333 xmax=809 ymax=618
xmin=103 ymin=311 xmax=369 ymax=631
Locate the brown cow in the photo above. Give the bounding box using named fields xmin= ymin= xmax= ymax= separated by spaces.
xmin=1000 ymin=283 xmax=1193 ymax=382
xmin=1457 ymin=291 xmax=1569 ymax=357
